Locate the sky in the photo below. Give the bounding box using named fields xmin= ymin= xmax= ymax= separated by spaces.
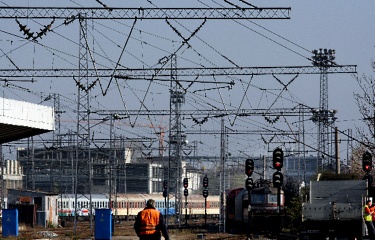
xmin=0 ymin=0 xmax=374 ymax=166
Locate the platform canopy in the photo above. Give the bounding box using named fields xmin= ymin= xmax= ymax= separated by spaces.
xmin=0 ymin=97 xmax=54 ymax=144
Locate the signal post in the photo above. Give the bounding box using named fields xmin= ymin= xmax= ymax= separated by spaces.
xmin=183 ymin=178 xmax=189 ymax=225
xmin=202 ymin=175 xmax=209 ymax=226
xmin=272 ymin=147 xmax=284 ymax=237
xmin=162 ymin=180 xmax=168 ymax=226
xmin=245 ymin=159 xmax=254 ymax=240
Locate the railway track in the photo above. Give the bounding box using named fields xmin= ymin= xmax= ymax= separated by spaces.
xmin=15 ymin=219 xmax=298 ymax=239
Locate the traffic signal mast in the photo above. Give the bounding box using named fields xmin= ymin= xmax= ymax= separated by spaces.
xmin=272 ymin=147 xmax=284 ymax=236
xmin=363 ymin=151 xmax=373 ymax=172
xmin=272 ymin=147 xmax=284 ymax=187
xmin=244 ymin=159 xmax=254 ymax=239
xmin=183 ymin=178 xmax=188 ymax=197
xmin=202 ymin=175 xmax=209 ymax=226
xmin=245 ymin=158 xmax=254 ymax=191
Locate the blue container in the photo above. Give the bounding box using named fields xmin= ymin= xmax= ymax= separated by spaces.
xmin=95 ymin=209 xmax=112 ymax=240
xmin=2 ymin=209 xmax=18 ymax=237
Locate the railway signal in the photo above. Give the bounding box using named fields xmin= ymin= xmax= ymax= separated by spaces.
xmin=184 ymin=188 xmax=188 ymax=197
xmin=273 ymin=147 xmax=284 ymax=170
xmin=245 ymin=177 xmax=253 ymax=191
xmin=245 ymin=158 xmax=254 ymax=176
xmin=183 ymin=178 xmax=188 ymax=188
xmin=203 ymin=176 xmax=209 ymax=188
xmin=203 ymin=189 xmax=209 ymax=198
xmin=362 ymin=151 xmax=373 ymax=172
xmin=162 ymin=180 xmax=168 ymax=198
xmin=273 ymin=171 xmax=283 ymax=188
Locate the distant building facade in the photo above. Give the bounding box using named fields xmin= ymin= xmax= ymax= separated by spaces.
xmin=1 ymin=160 xmax=23 ymax=195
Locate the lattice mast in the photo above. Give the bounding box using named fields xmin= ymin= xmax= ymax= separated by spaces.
xmin=74 ymin=16 xmax=93 ymax=234
xmin=311 ymin=49 xmax=337 ymax=171
xmin=168 ymin=54 xmax=186 ymax=226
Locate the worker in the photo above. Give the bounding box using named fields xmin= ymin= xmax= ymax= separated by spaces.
xmin=364 ymin=199 xmax=375 ymax=240
xmin=134 ymin=199 xmax=170 ymax=240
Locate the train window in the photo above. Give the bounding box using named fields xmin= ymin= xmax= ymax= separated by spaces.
xmin=267 ymin=194 xmax=278 ymax=204
xmin=251 ymin=194 xmax=266 ymax=204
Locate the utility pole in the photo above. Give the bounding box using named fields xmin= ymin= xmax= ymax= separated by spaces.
xmin=219 ymin=118 xmax=227 ymax=232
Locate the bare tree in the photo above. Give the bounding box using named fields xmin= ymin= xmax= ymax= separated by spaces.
xmin=354 ymin=68 xmax=375 ymax=152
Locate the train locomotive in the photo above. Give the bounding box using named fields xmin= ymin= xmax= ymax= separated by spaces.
xmin=226 ymin=180 xmax=284 ymax=235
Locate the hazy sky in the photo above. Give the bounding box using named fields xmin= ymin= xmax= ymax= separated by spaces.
xmin=0 ymin=0 xmax=374 ymax=166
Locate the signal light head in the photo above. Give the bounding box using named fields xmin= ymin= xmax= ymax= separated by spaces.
xmin=245 ymin=159 xmax=254 ymax=177
xmin=363 ymin=151 xmax=373 ymax=172
xmin=203 ymin=189 xmax=209 ymax=198
xmin=183 ymin=178 xmax=188 ymax=188
xmin=245 ymin=177 xmax=253 ymax=191
xmin=273 ymin=171 xmax=284 ymax=188
xmin=273 ymin=147 xmax=284 ymax=170
xmin=203 ymin=176 xmax=209 ymax=188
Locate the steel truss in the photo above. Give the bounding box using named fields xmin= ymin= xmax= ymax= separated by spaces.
xmin=93 ymin=107 xmax=315 ymax=117
xmin=0 ymin=7 xmax=291 ymax=19
xmin=0 ymin=65 xmax=357 ymax=78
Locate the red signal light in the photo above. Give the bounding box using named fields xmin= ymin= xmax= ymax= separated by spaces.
xmin=273 ymin=148 xmax=284 ymax=170
xmin=183 ymin=178 xmax=188 ymax=188
xmin=363 ymin=151 xmax=373 ymax=172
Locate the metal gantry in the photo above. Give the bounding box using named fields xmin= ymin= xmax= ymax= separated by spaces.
xmin=0 ymin=65 xmax=357 ymax=78
xmin=0 ymin=6 xmax=291 ymax=19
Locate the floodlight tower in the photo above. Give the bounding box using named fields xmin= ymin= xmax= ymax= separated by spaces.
xmin=311 ymin=49 xmax=337 ymax=171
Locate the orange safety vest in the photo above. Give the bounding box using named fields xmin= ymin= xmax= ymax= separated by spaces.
xmin=138 ymin=208 xmax=160 ymax=235
xmin=364 ymin=205 xmax=373 ymax=221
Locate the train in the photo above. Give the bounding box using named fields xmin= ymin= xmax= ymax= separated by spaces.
xmin=226 ymin=180 xmax=284 ymax=235
xmin=57 ymin=193 xmax=220 ymax=220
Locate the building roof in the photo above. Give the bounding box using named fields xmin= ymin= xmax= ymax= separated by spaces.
xmin=0 ymin=97 xmax=54 ymax=143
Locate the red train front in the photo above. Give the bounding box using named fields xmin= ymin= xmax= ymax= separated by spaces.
xmin=226 ymin=180 xmax=284 ymax=235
